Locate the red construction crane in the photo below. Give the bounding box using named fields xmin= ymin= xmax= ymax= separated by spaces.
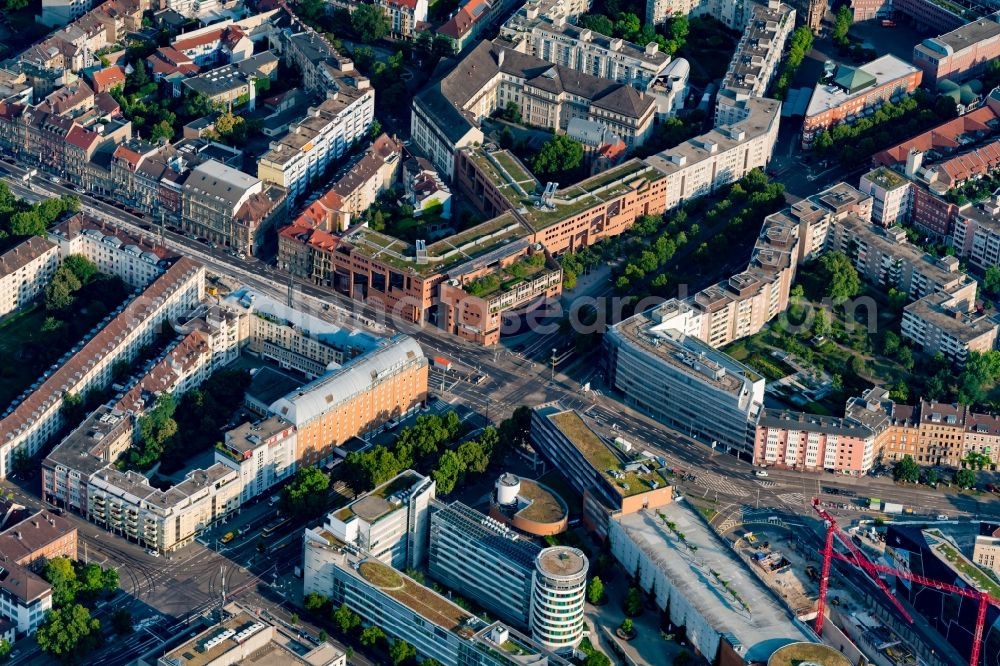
xmin=811 ymin=498 xmax=998 ymax=666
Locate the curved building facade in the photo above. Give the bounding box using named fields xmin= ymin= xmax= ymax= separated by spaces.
xmin=530 ymin=546 xmax=588 ymax=651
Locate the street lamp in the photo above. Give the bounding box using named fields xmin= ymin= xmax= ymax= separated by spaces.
xmin=551 ymin=348 xmax=557 ymax=382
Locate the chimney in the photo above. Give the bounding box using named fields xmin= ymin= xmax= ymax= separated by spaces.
xmin=905 ymin=149 xmax=923 ymax=178
xmin=496 ymin=50 xmax=504 ymax=67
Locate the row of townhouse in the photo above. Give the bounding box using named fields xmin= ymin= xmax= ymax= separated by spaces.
xmin=755 ymin=386 xmax=1000 ymax=471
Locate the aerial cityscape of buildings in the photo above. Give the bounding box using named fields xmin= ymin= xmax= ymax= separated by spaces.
xmin=0 ymin=0 xmax=998 ymax=663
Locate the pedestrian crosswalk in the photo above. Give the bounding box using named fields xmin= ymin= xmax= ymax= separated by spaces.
xmin=777 ymin=492 xmax=807 ymax=506
xmin=694 ymin=474 xmax=750 ymax=498
xmin=756 ymin=480 xmax=778 ymax=489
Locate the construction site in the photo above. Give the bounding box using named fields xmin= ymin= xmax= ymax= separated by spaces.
xmin=692 ymin=496 xmax=1000 ymax=666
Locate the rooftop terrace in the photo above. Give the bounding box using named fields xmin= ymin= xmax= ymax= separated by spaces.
xmin=549 ymin=411 xmax=665 ymax=497
xmin=358 ymin=560 xmax=474 ymax=634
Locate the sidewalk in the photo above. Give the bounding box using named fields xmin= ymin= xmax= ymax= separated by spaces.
xmin=584 ymin=569 xmax=694 ymax=666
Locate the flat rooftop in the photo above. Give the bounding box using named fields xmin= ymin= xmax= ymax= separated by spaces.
xmin=904 ymin=291 xmax=996 ymax=342
xmin=616 ymin=504 xmax=814 ymax=662
xmin=805 ymin=55 xmax=920 ymax=118
xmin=536 ymin=546 xmax=586 ymax=577
xmin=332 ymin=470 xmax=425 ymax=523
xmin=863 ymin=167 xmax=908 ymax=190
xmin=915 ymin=16 xmax=1000 ymax=58
xmin=358 ymin=559 xmax=473 ymax=633
xmin=514 ymin=478 xmax=567 ymax=523
xmin=547 ymin=411 xmax=665 ymax=498
xmin=224 ymin=416 xmax=294 ymax=455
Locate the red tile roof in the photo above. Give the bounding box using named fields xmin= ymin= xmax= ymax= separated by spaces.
xmin=874 ymin=106 xmax=999 ymax=166
xmin=65 ymin=124 xmax=99 ymax=151
xmin=939 ymin=139 xmax=1000 ymax=186
xmin=91 ymin=65 xmax=125 ymax=91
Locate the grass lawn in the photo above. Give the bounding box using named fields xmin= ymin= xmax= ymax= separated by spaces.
xmin=0 ymin=306 xmax=50 ymax=409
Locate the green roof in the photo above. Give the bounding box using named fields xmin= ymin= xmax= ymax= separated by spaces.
xmin=834 ymin=65 xmax=876 ymax=94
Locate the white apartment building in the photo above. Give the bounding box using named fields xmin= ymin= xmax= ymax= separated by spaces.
xmin=0 ymin=257 xmax=204 ymax=478
xmin=715 ymin=2 xmax=795 ymax=126
xmin=859 ymin=167 xmax=913 ymax=227
xmin=0 ymin=564 xmax=52 ymax=634
xmin=379 ymin=0 xmax=428 ymax=39
xmin=216 ymin=417 xmax=297 ymax=503
xmin=0 ymin=237 xmax=58 ymax=317
xmin=41 ymin=0 xmax=97 ymax=28
xmin=953 ymin=196 xmax=1000 ymax=269
xmin=646 ymin=0 xmax=754 ymax=30
xmin=501 ymin=11 xmax=672 ymax=91
xmin=901 ymin=290 xmax=997 ymax=364
xmin=645 ymin=97 xmax=781 ymax=210
xmin=308 ymin=470 xmax=435 ymax=571
xmin=49 ymin=215 xmax=170 ymax=288
xmin=257 ymin=90 xmax=376 ymax=203
xmin=87 ymin=462 xmax=241 ymax=553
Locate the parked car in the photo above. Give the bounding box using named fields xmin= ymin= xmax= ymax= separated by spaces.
xmin=755 ymin=470 xmax=769 ymax=478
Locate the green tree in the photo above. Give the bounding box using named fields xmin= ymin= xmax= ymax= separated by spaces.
xmin=369 ymin=119 xmax=383 ymax=140
xmin=360 ymin=625 xmax=386 ymax=647
xmin=882 ymin=331 xmax=900 ymax=356
xmin=985 ymin=266 xmax=1000 ymax=295
xmin=817 ymin=252 xmax=861 ymax=302
xmin=9 ymin=210 xmax=46 ymax=237
xmin=432 ymin=450 xmax=466 ymax=494
xmin=150 ymin=119 xmax=174 ymax=143
xmin=578 ymin=13 xmax=614 ymax=36
xmin=892 ymin=455 xmax=920 ymax=484
xmin=280 ymin=466 xmax=331 ymax=519
xmin=102 ymin=567 xmax=119 ymax=594
xmin=333 ymin=604 xmax=361 ymax=634
xmin=112 ymin=609 xmax=133 ymax=634
xmin=62 ymin=255 xmax=98 ymax=284
xmin=963 ymin=452 xmax=991 ymax=470
xmin=502 ymin=101 xmax=522 ymax=123
xmin=0 ymin=638 xmax=9 ymax=660
xmin=304 ymin=592 xmax=329 ymax=613
xmin=389 ymin=640 xmax=417 ymax=666
xmin=532 ymin=135 xmax=584 ymax=176
xmin=456 ymin=440 xmax=489 ymax=475
xmin=887 ymin=287 xmax=908 ymax=312
xmin=36 ymin=604 xmax=102 ymax=660
xmin=832 ymin=5 xmax=852 ymax=45
xmin=585 ymin=652 xmax=612 ymax=666
xmin=624 ymin=586 xmax=643 ymax=616
xmin=4 ymin=0 xmax=30 ymax=10
xmin=352 ymin=4 xmax=390 ymax=43
xmin=43 ymin=557 xmax=79 ymax=608
xmin=924 ymin=468 xmax=940 ymax=486
xmin=620 ymin=618 xmax=634 ymax=634
xmin=897 ymin=345 xmax=914 ymax=371
xmin=587 ymin=576 xmax=604 ymax=604
xmin=954 ymin=468 xmax=976 ymax=488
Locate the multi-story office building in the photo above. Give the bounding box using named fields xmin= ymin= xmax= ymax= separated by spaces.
xmin=645 ymin=97 xmax=781 ymax=210
xmin=303 ymin=541 xmax=572 ymax=666
xmin=500 ymin=11 xmax=672 ymax=92
xmin=216 ymin=417 xmax=297 ymax=503
xmin=87 ymin=463 xmax=241 ymax=553
xmin=530 ymin=405 xmax=673 ymax=537
xmin=605 ymin=308 xmax=766 ymax=458
xmin=0 ymin=257 xmax=204 ymax=478
xmin=181 ymin=160 xmax=288 ymax=257
xmin=912 ymin=16 xmax=1000 ymax=85
xmin=828 ymin=215 xmax=978 ymax=303
xmin=268 ymin=336 xmax=428 ymax=466
xmin=529 ymin=547 xmax=588 ymax=652
xmin=953 ymin=196 xmax=1000 ymax=269
xmin=428 ymin=500 xmax=540 ymax=629
xmin=411 ymin=40 xmax=657 ymax=180
xmin=715 ymin=2 xmax=795 ymax=126
xmin=158 ymin=603 xmax=346 ymax=666
xmin=0 ymin=237 xmax=59 ymax=317
xmin=901 ymin=290 xmax=998 ymax=364
xmin=802 ymin=56 xmax=922 ymax=147
xmin=859 ymin=167 xmax=912 ymax=227
xmin=256 ymin=88 xmax=375 ymax=204
xmin=309 ymin=470 xmax=435 ymax=570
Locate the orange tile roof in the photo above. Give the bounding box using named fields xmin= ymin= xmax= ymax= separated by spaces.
xmin=939 ymin=139 xmax=1000 ymax=185
xmin=91 ymin=65 xmax=125 ymax=90
xmin=874 ymin=106 xmax=999 ymax=166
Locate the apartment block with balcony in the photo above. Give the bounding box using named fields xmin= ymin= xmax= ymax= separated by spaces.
xmin=953 ymin=195 xmax=1000 ymax=268
xmin=859 ymin=167 xmax=913 ymax=227
xmin=256 ymin=88 xmax=375 ymax=205
xmin=216 ymin=417 xmax=297 ymax=503
xmin=501 ymin=10 xmax=672 ymax=92
xmin=754 ymin=409 xmax=883 ymax=474
xmin=0 ymin=237 xmax=59 ymax=317
xmin=715 ymin=2 xmax=795 ymax=126
xmin=87 ymin=463 xmax=241 ymax=553
xmin=901 ymin=290 xmax=998 ymax=364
